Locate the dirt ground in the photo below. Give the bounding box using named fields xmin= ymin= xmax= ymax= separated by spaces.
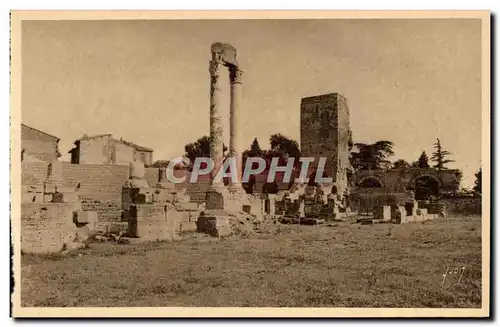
xmin=20 ymin=215 xmax=482 ymax=308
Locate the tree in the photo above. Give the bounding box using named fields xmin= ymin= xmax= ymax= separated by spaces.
xmin=241 ymin=135 xmax=301 ymax=188
xmin=262 ymin=134 xmax=302 ymax=171
xmin=417 ymin=151 xmax=430 ymax=168
xmin=392 ymin=159 xmax=411 ymax=169
xmin=249 ymin=138 xmax=263 ymax=156
xmin=242 ymin=138 xmax=266 ymax=177
xmin=473 ymin=168 xmax=482 ymax=194
xmin=431 ymin=138 xmax=454 ymax=170
xmin=151 ymin=160 xmax=170 ymax=168
xmin=268 ymin=133 xmax=301 ymax=159
xmin=350 ymin=140 xmax=394 ymax=170
xmin=184 ymin=135 xmax=227 ymax=170
xmin=243 ymin=138 xmax=264 ymax=162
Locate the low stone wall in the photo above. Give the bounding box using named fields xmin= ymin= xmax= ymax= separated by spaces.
xmin=80 ymin=196 xmax=122 ymax=222
xmin=442 ymin=196 xmax=482 ymax=216
xmin=126 ymin=202 xmax=201 ymax=241
xmin=350 ymin=192 xmax=412 ymax=214
xmin=21 ymin=202 xmax=82 ymax=254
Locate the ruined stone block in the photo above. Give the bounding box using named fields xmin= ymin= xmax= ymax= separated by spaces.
xmin=21 ymin=228 xmax=66 ymax=254
xmin=122 ymin=187 xmax=153 ymax=206
xmin=206 ymin=190 xmax=225 ymax=210
xmin=129 ymin=161 xmax=146 ymax=179
xmin=401 ymin=215 xmax=415 ymax=224
xmin=427 ymin=214 xmax=438 ymax=220
xmin=188 ymin=212 xmax=198 ymax=222
xmin=153 ymin=189 xmax=174 ymax=203
xmin=52 ymin=191 xmax=79 ymax=203
xmin=414 ymin=214 xmax=425 ymax=222
xmin=22 ymin=202 xmax=78 ymax=228
xmin=417 ymin=208 xmax=428 ymax=216
xmin=22 ymin=192 xmax=43 ymax=203
xmin=94 ymin=222 xmax=109 ymax=233
xmin=175 ymin=202 xmax=199 ymax=211
xmin=180 ymin=221 xmax=197 ymax=233
xmin=108 ymin=222 xmax=128 ymax=234
xmin=166 ymin=209 xmax=182 ymax=223
xmin=197 ymin=211 xmax=231 ymax=237
xmin=76 ymin=211 xmax=98 ymax=229
xmin=242 ymin=204 xmax=251 ymax=213
xmin=132 ymin=221 xmax=175 ymax=241
xmin=130 ymin=204 xmax=166 ymax=220
xmin=249 ymin=198 xmax=264 ymax=222
xmin=382 ymin=206 xmax=391 ymax=221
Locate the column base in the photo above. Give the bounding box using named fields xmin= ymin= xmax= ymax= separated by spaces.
xmin=228 ymin=182 xmax=245 ymax=194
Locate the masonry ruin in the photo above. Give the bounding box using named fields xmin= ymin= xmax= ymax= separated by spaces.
xmin=19 ymin=42 xmax=480 ymax=254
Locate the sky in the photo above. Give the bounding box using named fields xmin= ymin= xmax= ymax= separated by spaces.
xmin=21 ymin=19 xmax=482 ymax=187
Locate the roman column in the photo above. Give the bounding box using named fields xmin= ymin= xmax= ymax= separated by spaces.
xmin=229 ymin=66 xmax=244 ymax=193
xmin=209 ymin=57 xmax=225 ymax=189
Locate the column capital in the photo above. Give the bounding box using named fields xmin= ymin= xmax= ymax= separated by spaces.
xmin=230 ymin=66 xmax=243 ymax=84
xmin=209 ymin=60 xmax=223 ymax=77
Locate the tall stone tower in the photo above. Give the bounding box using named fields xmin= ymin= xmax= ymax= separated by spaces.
xmin=300 ymin=93 xmax=353 ymax=194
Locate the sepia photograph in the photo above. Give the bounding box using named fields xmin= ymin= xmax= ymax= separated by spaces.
xmin=10 ymin=10 xmax=490 ymax=318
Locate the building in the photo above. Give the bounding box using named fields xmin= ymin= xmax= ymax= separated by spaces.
xmin=300 ymin=93 xmax=353 ymax=194
xmin=21 ymin=124 xmax=61 ymax=162
xmin=69 ymin=134 xmax=153 ymax=166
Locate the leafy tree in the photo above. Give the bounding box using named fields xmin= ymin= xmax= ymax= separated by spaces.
xmin=243 ymin=138 xmax=266 ymax=176
xmin=473 ymin=168 xmax=482 ymax=194
xmin=260 ymin=134 xmax=302 ymax=171
xmin=249 ymin=138 xmax=263 ymax=156
xmin=431 ymin=138 xmax=454 ymax=170
xmin=268 ymin=133 xmax=301 ymax=159
xmin=417 ymin=151 xmax=430 ymax=168
xmin=184 ymin=135 xmax=227 ymax=170
xmin=243 ymin=138 xmax=264 ymax=163
xmin=350 ymin=140 xmax=394 ymax=170
xmin=392 ymin=159 xmax=411 ymax=169
xmin=414 ymin=176 xmax=440 ymax=200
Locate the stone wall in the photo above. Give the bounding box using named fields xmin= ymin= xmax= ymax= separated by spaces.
xmin=22 ymin=162 xmax=129 ymax=222
xmin=350 ymin=191 xmax=412 ymax=215
xmin=21 ymin=202 xmax=81 ymax=254
xmin=21 ymin=162 xmax=302 ymax=222
xmin=63 ymin=163 xmax=128 ymax=221
xmin=21 ymin=162 xmax=49 ymax=187
xmin=442 ymin=196 xmax=482 ymax=216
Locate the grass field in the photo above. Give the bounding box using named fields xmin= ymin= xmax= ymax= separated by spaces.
xmin=20 ymin=215 xmax=482 ymax=308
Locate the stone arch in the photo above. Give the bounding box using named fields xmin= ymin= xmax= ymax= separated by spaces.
xmin=409 ymin=173 xmax=442 ymax=189
xmin=410 ymin=174 xmax=442 ymax=200
xmin=357 ymin=176 xmax=384 ymax=188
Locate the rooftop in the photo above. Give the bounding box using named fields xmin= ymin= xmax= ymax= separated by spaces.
xmin=118 ymin=138 xmax=154 ymax=152
xmin=21 ymin=124 xmax=60 ymax=141
xmin=301 ymin=93 xmax=347 ymax=102
xmin=74 ymin=133 xmax=153 ymax=152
